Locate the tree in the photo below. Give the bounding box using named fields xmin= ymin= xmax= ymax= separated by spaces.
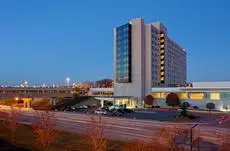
xmin=87 ymin=116 xmax=107 ymax=151
xmin=4 ymin=106 xmax=21 ymax=144
xmin=166 ymin=93 xmax=180 ymax=107
xmin=144 ymin=95 xmax=154 ymax=106
xmin=32 ymin=110 xmax=58 ymax=151
xmin=206 ymin=103 xmax=215 ymax=110
xmin=179 ymin=102 xmax=190 ymax=117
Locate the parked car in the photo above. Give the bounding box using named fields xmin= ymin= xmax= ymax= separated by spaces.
xmin=110 ymin=110 xmax=122 ymax=117
xmin=123 ymin=108 xmax=134 ymax=113
xmin=77 ymin=105 xmax=88 ymax=109
xmin=71 ymin=107 xmax=76 ymax=110
xmin=116 ymin=109 xmax=125 ymax=114
xmin=152 ymin=105 xmax=160 ymax=108
xmin=94 ymin=109 xmax=107 ymax=115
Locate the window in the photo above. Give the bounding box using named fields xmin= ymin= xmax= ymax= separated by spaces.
xmin=189 ymin=93 xmax=205 ymax=100
xmin=116 ymin=23 xmax=132 ymax=83
xmin=210 ymin=93 xmax=220 ymax=100
xmin=160 ymin=93 xmax=168 ymax=98
xmin=151 ymin=93 xmax=161 ymax=99
xmin=178 ymin=93 xmax=187 ymax=100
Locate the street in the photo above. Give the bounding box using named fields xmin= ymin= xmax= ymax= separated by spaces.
xmin=0 ymin=105 xmax=229 ymax=150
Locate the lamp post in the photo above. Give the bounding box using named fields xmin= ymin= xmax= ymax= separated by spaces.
xmin=66 ymin=77 xmax=70 ymax=87
xmin=24 ymin=81 xmax=28 ymax=87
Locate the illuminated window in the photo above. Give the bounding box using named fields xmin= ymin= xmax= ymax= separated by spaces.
xmin=189 ymin=93 xmax=205 ymax=100
xmin=160 ymin=56 xmax=164 ymax=59
xmin=178 ymin=93 xmax=187 ymax=100
xmin=160 ymin=45 xmax=164 ymax=48
xmin=160 ymin=50 xmax=164 ymax=54
xmin=161 ymin=77 xmax=164 ymax=81
xmin=161 ymin=66 xmax=164 ymax=70
xmin=160 ymin=93 xmax=168 ymax=98
xmin=160 ymin=39 xmax=164 ymax=43
xmin=210 ymin=93 xmax=220 ymax=100
xmin=161 ymin=72 xmax=164 ymax=75
xmin=160 ymin=34 xmax=164 ymax=37
xmin=161 ymin=61 xmax=164 ymax=65
xmin=151 ymin=93 xmax=161 ymax=99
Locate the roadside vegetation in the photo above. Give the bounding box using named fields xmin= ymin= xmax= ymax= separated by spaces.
xmin=0 ymin=106 xmax=227 ymax=151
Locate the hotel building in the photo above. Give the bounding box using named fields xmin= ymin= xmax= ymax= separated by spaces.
xmin=114 ymin=18 xmax=186 ymax=100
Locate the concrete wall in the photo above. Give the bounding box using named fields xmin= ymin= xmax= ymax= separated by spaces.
xmin=192 ymin=82 xmax=230 ymax=88
xmin=144 ymin=25 xmax=152 ymax=96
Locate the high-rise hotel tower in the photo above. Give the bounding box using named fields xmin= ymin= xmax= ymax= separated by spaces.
xmin=114 ymin=18 xmax=186 ymax=99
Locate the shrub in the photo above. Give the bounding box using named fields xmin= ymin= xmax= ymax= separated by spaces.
xmin=32 ymin=110 xmax=58 ymax=151
xmin=180 ymin=103 xmax=188 ymax=117
xmin=144 ymin=95 xmax=154 ymax=106
xmin=4 ymin=106 xmax=21 ymax=144
xmin=87 ymin=116 xmax=107 ymax=151
xmin=193 ymin=106 xmax=199 ymax=110
xmin=182 ymin=102 xmax=190 ymax=108
xmin=166 ymin=93 xmax=180 ymax=107
xmin=206 ymin=103 xmax=215 ymax=110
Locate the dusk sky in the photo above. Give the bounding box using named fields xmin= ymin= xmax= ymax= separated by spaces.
xmin=0 ymin=0 xmax=229 ymax=85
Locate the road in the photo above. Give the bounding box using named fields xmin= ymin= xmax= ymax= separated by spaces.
xmin=0 ymin=105 xmax=229 ymax=148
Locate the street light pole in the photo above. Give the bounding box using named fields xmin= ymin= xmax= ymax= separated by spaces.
xmin=66 ymin=77 xmax=70 ymax=87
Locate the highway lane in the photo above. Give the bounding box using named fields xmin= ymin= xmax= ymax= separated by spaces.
xmin=0 ymin=105 xmax=229 ymax=144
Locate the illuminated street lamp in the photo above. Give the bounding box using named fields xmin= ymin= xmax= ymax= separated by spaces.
xmin=66 ymin=77 xmax=70 ymax=86
xmin=24 ymin=81 xmax=28 ymax=87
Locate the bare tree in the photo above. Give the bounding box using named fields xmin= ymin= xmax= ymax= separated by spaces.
xmin=4 ymin=106 xmax=21 ymax=144
xmin=87 ymin=116 xmax=107 ymax=151
xmin=218 ymin=117 xmax=230 ymax=151
xmin=32 ymin=110 xmax=58 ymax=151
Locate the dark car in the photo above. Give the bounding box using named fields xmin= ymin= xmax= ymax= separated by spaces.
xmin=111 ymin=110 xmax=122 ymax=117
xmin=116 ymin=109 xmax=125 ymax=114
xmin=106 ymin=110 xmax=122 ymax=117
xmin=123 ymin=108 xmax=134 ymax=113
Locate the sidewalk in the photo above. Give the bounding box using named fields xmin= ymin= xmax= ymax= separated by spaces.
xmin=135 ymin=107 xmax=230 ymax=115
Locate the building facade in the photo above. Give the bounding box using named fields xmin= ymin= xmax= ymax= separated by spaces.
xmin=90 ymin=82 xmax=230 ymax=111
xmin=114 ymin=18 xmax=186 ymax=100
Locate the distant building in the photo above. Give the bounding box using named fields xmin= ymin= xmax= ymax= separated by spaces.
xmin=114 ymin=18 xmax=186 ymax=100
xmin=76 ymin=82 xmax=94 ymax=89
xmin=95 ymin=79 xmax=113 ymax=88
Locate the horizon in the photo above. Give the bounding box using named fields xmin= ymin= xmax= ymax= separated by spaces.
xmin=1 ymin=0 xmax=230 ymax=85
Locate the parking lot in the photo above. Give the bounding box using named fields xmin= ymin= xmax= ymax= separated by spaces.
xmin=55 ymin=105 xmax=221 ymax=123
